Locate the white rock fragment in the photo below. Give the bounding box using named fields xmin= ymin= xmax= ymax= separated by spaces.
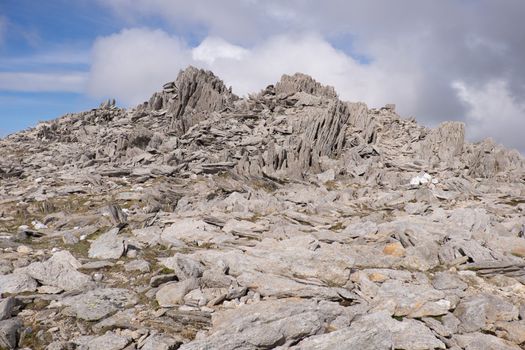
xmin=31 ymin=220 xmax=47 ymax=230
xmin=410 ymin=172 xmax=433 ymax=187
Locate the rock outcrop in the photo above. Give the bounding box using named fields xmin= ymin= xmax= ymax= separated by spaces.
xmin=0 ymin=66 xmax=524 ymax=349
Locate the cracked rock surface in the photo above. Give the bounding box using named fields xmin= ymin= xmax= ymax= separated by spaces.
xmin=0 ymin=66 xmax=524 ymax=349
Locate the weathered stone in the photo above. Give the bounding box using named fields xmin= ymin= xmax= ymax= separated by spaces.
xmin=294 ymin=311 xmax=445 ymax=350
xmin=88 ymin=228 xmax=125 ymax=260
xmin=372 ymin=279 xmax=448 ymax=318
xmin=0 ymin=66 xmax=525 ymax=349
xmin=61 ymin=288 xmax=138 ymax=321
xmin=92 ymin=309 xmax=136 ymax=333
xmin=21 ymin=250 xmax=94 ymax=291
xmin=0 ymin=273 xmax=37 ymax=295
xmin=495 ymin=320 xmax=525 ymax=344
xmin=161 ymin=219 xmax=217 ymax=245
xmin=432 ymin=271 xmax=468 ymax=291
xmin=383 ymin=242 xmax=405 ymax=257
xmin=454 ymin=332 xmax=521 ymax=350
xmin=179 ymin=299 xmax=346 ymax=350
xmin=150 ymin=273 xmax=178 ymax=288
xmin=75 ymin=331 xmax=131 ymax=350
xmin=454 ymin=294 xmax=519 ymax=333
xmin=156 ymin=278 xmax=200 ymax=307
xmin=159 ymin=254 xmax=203 ymax=280
xmin=124 ymin=259 xmax=150 ymax=273
xmin=0 ymin=318 xmax=22 ymax=350
xmin=140 ymin=333 xmax=183 ymax=350
xmin=0 ymin=298 xmax=17 ymax=320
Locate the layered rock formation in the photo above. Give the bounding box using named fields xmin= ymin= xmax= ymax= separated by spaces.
xmin=0 ymin=67 xmax=524 ymax=349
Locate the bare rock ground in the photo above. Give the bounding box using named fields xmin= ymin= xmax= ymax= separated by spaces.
xmin=0 ymin=66 xmax=524 ymax=349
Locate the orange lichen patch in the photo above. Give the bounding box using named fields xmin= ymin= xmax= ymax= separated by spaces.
xmin=383 ymin=242 xmax=405 ymax=257
xmin=511 ymin=246 xmax=525 ymax=258
xmin=368 ymin=272 xmax=388 ymax=282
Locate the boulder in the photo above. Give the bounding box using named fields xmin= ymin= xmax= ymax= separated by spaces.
xmin=21 ymin=250 xmax=94 ymax=291
xmin=88 ymin=228 xmax=126 ymax=260
xmin=0 ymin=273 xmax=37 ymax=295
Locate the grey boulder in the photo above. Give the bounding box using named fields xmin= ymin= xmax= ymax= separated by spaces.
xmin=0 ymin=273 xmax=37 ymax=295
xmin=20 ymin=250 xmax=94 ymax=291
xmin=0 ymin=318 xmax=22 ymax=350
xmin=88 ymin=228 xmax=126 ymax=260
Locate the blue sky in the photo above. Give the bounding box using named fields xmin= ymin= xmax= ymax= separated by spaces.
xmin=0 ymin=1 xmax=107 ymax=134
xmin=1 ymin=0 xmax=524 ymax=152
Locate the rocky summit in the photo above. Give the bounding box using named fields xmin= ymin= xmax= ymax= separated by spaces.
xmin=0 ymin=66 xmax=524 ymax=350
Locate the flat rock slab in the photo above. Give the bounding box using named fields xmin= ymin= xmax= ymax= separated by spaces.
xmin=60 ymin=288 xmax=138 ymax=321
xmin=236 ymin=271 xmax=343 ymax=300
xmin=189 ymin=235 xmax=354 ymax=287
xmin=88 ymin=228 xmax=125 ymax=260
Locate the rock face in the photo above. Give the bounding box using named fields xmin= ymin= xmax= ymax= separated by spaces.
xmin=0 ymin=66 xmax=524 ymax=348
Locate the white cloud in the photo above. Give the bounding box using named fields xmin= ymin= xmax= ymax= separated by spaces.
xmin=9 ymin=0 xmax=519 ymax=152
xmin=87 ymin=28 xmax=192 ymax=104
xmin=453 ymin=80 xmax=525 ymax=152
xmin=192 ymin=37 xmax=248 ymax=64
xmin=87 ymin=29 xmax=420 ymax=114
xmin=0 ymin=72 xmax=88 ymax=93
xmin=0 ymin=50 xmax=91 ymax=72
xmin=193 ymin=32 xmax=420 ymax=110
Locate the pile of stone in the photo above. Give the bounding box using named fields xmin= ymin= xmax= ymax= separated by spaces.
xmin=0 ymin=66 xmax=524 ymax=349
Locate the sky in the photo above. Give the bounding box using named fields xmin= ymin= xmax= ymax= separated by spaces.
xmin=0 ymin=0 xmax=524 ymax=153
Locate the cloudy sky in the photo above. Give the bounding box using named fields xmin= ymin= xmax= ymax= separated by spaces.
xmin=1 ymin=0 xmax=524 ymax=152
